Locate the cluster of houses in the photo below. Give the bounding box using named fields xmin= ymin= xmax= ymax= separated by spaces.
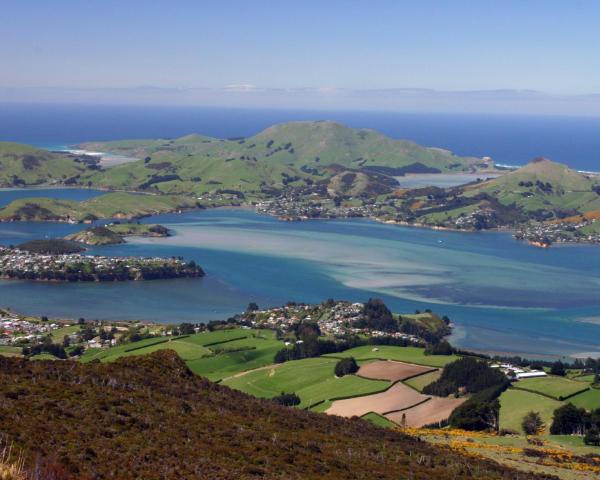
xmin=0 ymin=314 xmax=64 ymax=345
xmin=244 ymin=301 xmax=421 ymax=343
xmin=0 ymin=246 xmax=200 ymax=281
xmin=491 ymin=362 xmax=548 ymax=380
xmin=255 ymin=195 xmax=381 ymax=222
xmin=516 ymin=218 xmax=600 ymax=246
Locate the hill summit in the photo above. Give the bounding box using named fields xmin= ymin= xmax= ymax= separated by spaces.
xmin=0 ymin=351 xmax=551 ymax=480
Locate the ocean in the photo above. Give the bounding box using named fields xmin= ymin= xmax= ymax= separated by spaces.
xmin=1 ymin=103 xmax=600 ymax=171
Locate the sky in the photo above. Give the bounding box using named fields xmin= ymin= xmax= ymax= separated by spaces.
xmin=1 ymin=0 xmax=600 ymax=113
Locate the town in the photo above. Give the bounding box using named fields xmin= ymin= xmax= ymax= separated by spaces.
xmin=0 ymin=245 xmax=204 ymax=282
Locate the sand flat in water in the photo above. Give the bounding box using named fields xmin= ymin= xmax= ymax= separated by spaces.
xmin=358 ymin=360 xmax=437 ymax=382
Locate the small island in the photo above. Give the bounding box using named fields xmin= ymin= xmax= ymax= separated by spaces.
xmin=0 ymin=241 xmax=203 ymax=282
xmin=65 ymin=223 xmax=171 ymax=246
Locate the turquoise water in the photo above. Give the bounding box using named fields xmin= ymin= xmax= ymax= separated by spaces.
xmin=0 ymin=199 xmax=599 ymax=357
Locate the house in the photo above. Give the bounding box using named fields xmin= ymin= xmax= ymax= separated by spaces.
xmin=516 ymin=371 xmax=548 ymax=379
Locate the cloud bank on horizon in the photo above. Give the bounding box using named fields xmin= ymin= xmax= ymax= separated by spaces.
xmin=3 ymin=1 xmax=600 ymax=116
xmin=2 ymin=86 xmax=600 ymax=116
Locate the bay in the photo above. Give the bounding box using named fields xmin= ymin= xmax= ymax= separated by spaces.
xmin=0 ymin=203 xmax=599 ymax=358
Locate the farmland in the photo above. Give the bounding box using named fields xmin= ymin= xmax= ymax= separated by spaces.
xmin=357 ymin=360 xmax=436 ymax=382
xmin=499 ymin=388 xmax=564 ymax=434
xmin=514 ymin=375 xmax=591 ymax=400
xmin=404 ymin=369 xmax=441 ymax=391
xmin=568 ymin=388 xmax=600 ymax=410
xmin=80 ymin=328 xmax=285 ymax=381
xmin=222 ymin=357 xmax=390 ymax=408
xmin=324 ymin=345 xmax=458 ymax=367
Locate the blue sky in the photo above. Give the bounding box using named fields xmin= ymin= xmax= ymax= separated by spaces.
xmin=1 ymin=0 xmax=599 ymax=112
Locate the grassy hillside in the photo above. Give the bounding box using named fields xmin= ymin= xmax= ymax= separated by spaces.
xmin=467 ymin=159 xmax=600 ymax=214
xmin=0 ymin=192 xmax=198 ymax=222
xmin=0 ymin=142 xmax=90 ymax=187
xmin=77 ymin=121 xmax=485 ymax=196
xmin=391 ymin=158 xmax=600 ymax=239
xmin=0 ymin=351 xmax=551 ymax=480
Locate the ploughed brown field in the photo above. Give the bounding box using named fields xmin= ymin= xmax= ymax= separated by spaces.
xmin=326 ymin=382 xmax=428 ymax=417
xmin=386 ymin=397 xmax=467 ymax=428
xmin=358 ymin=360 xmax=437 ymax=382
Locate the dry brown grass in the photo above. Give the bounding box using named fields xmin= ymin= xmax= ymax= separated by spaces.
xmin=0 ymin=445 xmax=25 ymax=480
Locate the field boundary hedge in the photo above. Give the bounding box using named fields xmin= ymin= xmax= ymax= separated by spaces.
xmin=203 ymin=336 xmax=248 ymax=347
xmin=511 ymin=385 xmax=589 ymax=401
xmin=381 ymin=397 xmax=431 ymax=416
xmin=123 ymin=335 xmax=190 ymax=353
xmin=324 ymin=354 xmax=451 ymax=368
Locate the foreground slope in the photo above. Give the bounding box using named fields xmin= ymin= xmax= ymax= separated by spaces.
xmin=0 ymin=351 xmax=552 ymax=480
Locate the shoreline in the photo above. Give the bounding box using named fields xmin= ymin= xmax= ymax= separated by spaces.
xmin=0 ymin=185 xmax=599 ymax=247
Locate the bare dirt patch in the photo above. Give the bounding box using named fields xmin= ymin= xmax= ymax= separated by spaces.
xmin=358 ymin=360 xmax=436 ymax=382
xmin=386 ymin=397 xmax=466 ymax=428
xmin=326 ymin=382 xmax=428 ymax=418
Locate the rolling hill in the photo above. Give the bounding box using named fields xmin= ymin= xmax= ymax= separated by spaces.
xmin=0 ymin=350 xmax=553 ymax=480
xmin=403 ymin=159 xmax=600 ymax=234
xmin=0 ymin=192 xmax=198 ymax=222
xmin=466 ymin=158 xmax=600 ymax=215
xmin=77 ymin=121 xmax=488 ymax=196
xmin=0 ymin=142 xmax=91 ymax=187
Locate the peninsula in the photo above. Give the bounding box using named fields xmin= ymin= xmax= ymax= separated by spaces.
xmin=65 ymin=223 xmax=171 ymax=245
xmin=0 ymin=244 xmax=204 ymax=282
xmin=0 ymin=122 xmax=599 ymax=245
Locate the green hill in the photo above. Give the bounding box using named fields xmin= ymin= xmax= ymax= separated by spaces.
xmin=467 ymin=158 xmax=600 ymax=215
xmin=401 ymin=159 xmax=600 ymax=233
xmin=0 ymin=351 xmax=553 ymax=479
xmin=77 ymin=121 xmax=486 ymax=196
xmin=0 ymin=142 xmax=90 ymax=187
xmin=0 ymin=192 xmax=198 ymax=222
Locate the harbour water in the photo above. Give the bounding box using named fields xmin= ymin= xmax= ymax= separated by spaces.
xmin=0 ymin=192 xmax=599 ymax=359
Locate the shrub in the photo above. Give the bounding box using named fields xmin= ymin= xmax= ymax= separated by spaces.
xmin=334 ymin=357 xmax=359 ymax=377
xmin=521 ymin=411 xmax=544 ymax=435
xmin=272 ymin=392 xmax=300 ymax=407
xmin=550 ymin=360 xmax=566 ymax=376
xmin=584 ymin=426 xmax=600 ymax=446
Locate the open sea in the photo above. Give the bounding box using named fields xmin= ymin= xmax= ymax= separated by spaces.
xmin=1 ymin=103 xmax=600 ymax=170
xmin=0 ymin=104 xmax=599 ymax=358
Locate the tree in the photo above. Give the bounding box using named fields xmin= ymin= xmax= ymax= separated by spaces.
xmin=550 ymin=404 xmax=588 ymax=435
xmin=521 ymin=411 xmax=544 ymax=435
xmin=179 ymin=323 xmax=196 ymax=335
xmin=246 ymin=302 xmax=259 ymax=312
xmin=584 ymin=426 xmax=600 ymax=446
xmin=425 ymin=340 xmax=453 ymax=356
xmin=550 ymin=360 xmax=566 ymax=376
xmin=272 ymin=392 xmax=300 ymax=407
xmin=357 ymin=298 xmax=397 ymax=332
xmin=335 ymin=357 xmax=359 ymax=377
